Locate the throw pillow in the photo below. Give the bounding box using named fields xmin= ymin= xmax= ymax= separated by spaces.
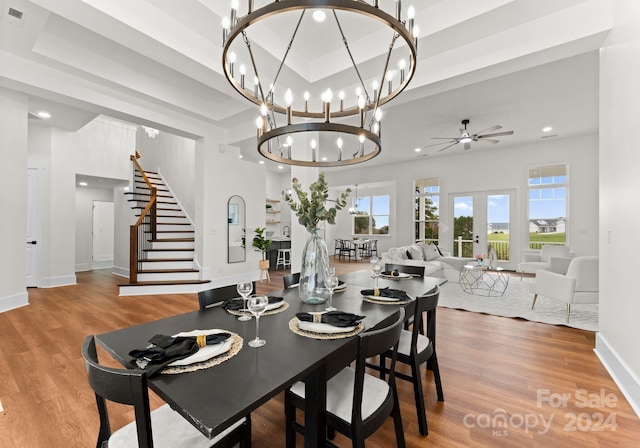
xmin=407 ymin=245 xmax=424 ymax=261
xmin=423 ymin=243 xmax=441 ymax=261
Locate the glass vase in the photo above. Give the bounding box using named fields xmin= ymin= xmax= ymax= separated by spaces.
xmin=299 ymin=228 xmax=330 ymax=304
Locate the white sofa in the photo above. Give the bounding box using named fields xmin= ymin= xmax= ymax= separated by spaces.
xmin=381 ymin=242 xmax=474 ymax=283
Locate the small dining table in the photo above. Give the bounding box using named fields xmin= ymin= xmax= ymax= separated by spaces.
xmin=96 ymin=272 xmax=438 ymax=448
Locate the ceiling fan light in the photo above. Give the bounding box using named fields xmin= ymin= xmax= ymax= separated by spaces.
xmin=460 ymin=136 xmax=472 ymax=144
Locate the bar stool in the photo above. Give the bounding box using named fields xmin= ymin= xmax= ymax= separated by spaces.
xmin=277 ymin=248 xmax=291 ymax=269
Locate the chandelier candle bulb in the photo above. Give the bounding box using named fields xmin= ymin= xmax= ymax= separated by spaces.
xmin=285 ymin=89 xmax=293 ymax=125
xmin=247 ymin=0 xmax=253 ymax=14
xmin=230 ymin=0 xmax=238 ymax=25
xmin=254 ymin=76 xmax=259 ymax=97
xmin=304 ymin=91 xmax=310 ymax=112
xmin=337 ymin=138 xmax=343 ymax=161
xmin=407 ymin=5 xmax=415 ymax=33
xmin=358 ymin=95 xmax=366 ymax=127
xmin=339 ymin=90 xmax=345 ymax=112
xmin=222 ymin=16 xmax=230 ymax=44
xmin=311 ymin=139 xmax=317 ymax=162
xmin=396 ymin=0 xmax=402 ymax=21
xmin=240 ymin=64 xmax=246 ymax=89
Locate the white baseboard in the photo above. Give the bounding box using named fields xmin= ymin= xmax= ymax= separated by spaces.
xmin=594 ymin=333 xmax=640 ymax=419
xmin=112 ymin=266 xmax=129 ymax=278
xmin=75 ymin=263 xmax=91 ymax=272
xmin=201 ymin=270 xmax=261 ymax=291
xmin=0 ymin=291 xmax=29 ymax=313
xmin=40 ymin=275 xmax=77 ymax=288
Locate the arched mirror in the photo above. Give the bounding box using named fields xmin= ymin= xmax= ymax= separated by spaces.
xmin=227 ymin=195 xmax=246 ymax=263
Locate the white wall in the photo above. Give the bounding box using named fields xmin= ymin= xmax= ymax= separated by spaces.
xmin=596 ymin=0 xmax=640 ymax=417
xmin=138 ymin=129 xmax=196 ymax=221
xmin=0 ymin=89 xmax=28 ymax=311
xmin=75 ymin=186 xmax=115 ymax=272
xmin=325 ymin=133 xmax=599 ymax=263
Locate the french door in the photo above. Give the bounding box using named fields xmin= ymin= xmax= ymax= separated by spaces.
xmin=449 ymin=189 xmax=516 ymax=270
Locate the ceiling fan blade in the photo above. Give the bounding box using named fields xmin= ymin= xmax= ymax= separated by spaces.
xmin=430 ymin=137 xmax=458 ymax=140
xmin=479 ymin=130 xmax=514 ymax=138
xmin=464 ymin=142 xmax=472 ymax=150
xmin=475 ymin=125 xmax=501 ymax=135
xmin=424 ymin=140 xmax=455 ymax=148
xmin=438 ymin=142 xmax=459 ymax=152
xmin=476 ymin=138 xmax=499 ymax=144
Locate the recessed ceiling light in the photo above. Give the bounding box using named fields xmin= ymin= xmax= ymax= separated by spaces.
xmin=321 ymin=157 xmax=328 ymax=161
xmin=238 ymin=154 xmax=243 ymax=159
xmin=37 ymin=111 xmax=51 ymax=119
xmin=259 ymin=160 xmax=265 ymax=165
xmin=313 ymin=10 xmax=326 ymax=22
xmin=124 ymin=186 xmax=130 ymax=192
xmin=78 ymin=182 xmax=88 ymax=186
xmin=542 ymin=126 xmax=553 ymax=132
xmin=414 ymin=147 xmax=422 ymax=152
xmin=277 ymin=165 xmax=283 ymax=170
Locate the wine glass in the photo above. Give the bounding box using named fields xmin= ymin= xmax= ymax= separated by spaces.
xmin=247 ymin=295 xmax=269 ymax=348
xmin=371 ymin=258 xmax=383 ymax=290
xmin=325 ymin=268 xmax=339 ymax=312
xmin=236 ymin=282 xmax=253 ymax=321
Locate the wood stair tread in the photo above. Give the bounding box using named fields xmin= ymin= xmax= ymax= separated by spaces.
xmin=140 ymin=257 xmax=194 ymax=261
xmin=120 ymin=280 xmax=211 ymax=287
xmin=148 ymin=238 xmax=195 ymax=242
xmin=137 ymin=268 xmax=199 ymax=274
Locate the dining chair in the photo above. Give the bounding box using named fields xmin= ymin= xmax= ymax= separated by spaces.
xmin=283 ymin=272 xmax=300 ymax=289
xmin=384 ymin=263 xmax=425 ymax=277
xmin=358 ymin=240 xmax=371 ymax=259
xmin=372 ymin=286 xmax=443 ymax=436
xmin=81 ymin=335 xmax=252 ymax=448
xmin=334 ymin=239 xmax=343 ymax=258
xmin=338 ymin=239 xmax=356 ymax=261
xmin=284 ymin=308 xmax=406 ymax=448
xmin=198 ymin=282 xmax=256 ymax=310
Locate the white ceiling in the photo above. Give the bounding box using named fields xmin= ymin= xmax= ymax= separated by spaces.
xmin=0 ymin=0 xmax=608 ymax=172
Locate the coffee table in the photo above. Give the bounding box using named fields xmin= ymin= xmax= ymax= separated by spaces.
xmin=459 ymin=264 xmax=509 ymax=297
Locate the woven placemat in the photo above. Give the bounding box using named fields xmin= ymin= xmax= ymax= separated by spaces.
xmin=362 ymin=295 xmax=412 ymax=305
xmin=288 ymin=318 xmax=364 ymax=340
xmin=226 ymin=301 xmax=289 ymax=317
xmin=161 ymin=332 xmax=243 ymax=375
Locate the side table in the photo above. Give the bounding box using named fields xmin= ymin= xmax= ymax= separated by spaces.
xmin=459 ymin=264 xmax=509 ymax=297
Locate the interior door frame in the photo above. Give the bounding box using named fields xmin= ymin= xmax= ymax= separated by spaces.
xmin=448 ymin=188 xmax=517 ymax=270
xmin=26 ymin=167 xmax=42 ymax=287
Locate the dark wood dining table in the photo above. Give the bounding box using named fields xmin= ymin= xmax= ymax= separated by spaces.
xmin=95 ymin=270 xmax=441 ymax=448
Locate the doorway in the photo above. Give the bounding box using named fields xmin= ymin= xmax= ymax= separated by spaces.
xmin=92 ymin=201 xmax=114 ymax=269
xmin=26 ymin=168 xmax=40 ymax=287
xmin=449 ymin=189 xmax=516 ymax=270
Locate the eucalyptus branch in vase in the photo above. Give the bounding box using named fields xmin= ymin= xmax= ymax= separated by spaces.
xmin=283 ymin=172 xmax=351 ymax=233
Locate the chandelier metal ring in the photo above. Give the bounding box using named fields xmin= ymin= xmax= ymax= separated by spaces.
xmin=222 ymin=0 xmax=418 ymax=119
xmin=257 ymin=122 xmax=381 ymax=167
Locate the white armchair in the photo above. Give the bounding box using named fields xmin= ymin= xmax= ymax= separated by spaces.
xmin=517 ymin=245 xmax=571 ymax=278
xmin=531 ymin=256 xmax=599 ymax=321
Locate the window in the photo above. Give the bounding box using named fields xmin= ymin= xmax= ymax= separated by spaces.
xmin=352 ymin=195 xmax=390 ymax=235
xmin=528 ymin=164 xmax=567 ymax=249
xmin=414 ymin=178 xmax=440 ymax=244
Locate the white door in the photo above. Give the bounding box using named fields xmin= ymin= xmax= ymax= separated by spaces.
xmin=92 ymin=201 xmax=114 ymax=267
xmin=26 ymin=168 xmax=40 ymax=287
xmin=450 ymin=190 xmax=516 ymax=270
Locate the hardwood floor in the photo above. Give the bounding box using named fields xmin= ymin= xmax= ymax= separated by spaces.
xmin=1 ymin=260 xmax=638 ymax=447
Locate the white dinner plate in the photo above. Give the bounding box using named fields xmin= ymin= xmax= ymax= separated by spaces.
xmin=297 ymin=320 xmax=357 ymax=334
xmin=380 ymin=272 xmax=412 ymax=279
xmin=168 ymin=329 xmax=233 ymax=366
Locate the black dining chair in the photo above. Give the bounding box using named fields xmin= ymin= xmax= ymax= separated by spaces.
xmin=283 ymin=272 xmax=300 ymax=289
xmin=284 ymin=309 xmax=406 ymax=448
xmin=81 ymin=335 xmax=252 ymax=448
xmin=337 ymin=239 xmax=356 ymax=261
xmin=384 ymin=263 xmax=425 ymax=277
xmin=373 ymin=286 xmax=444 ymax=436
xmin=334 ymin=239 xmax=343 ymax=258
xmin=198 ymin=282 xmax=256 ymax=310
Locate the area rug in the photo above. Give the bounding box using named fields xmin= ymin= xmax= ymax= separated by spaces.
xmin=437 ymin=278 xmax=598 ymax=331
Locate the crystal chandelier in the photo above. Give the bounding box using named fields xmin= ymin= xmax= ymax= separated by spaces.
xmin=222 ymin=0 xmax=419 ymax=167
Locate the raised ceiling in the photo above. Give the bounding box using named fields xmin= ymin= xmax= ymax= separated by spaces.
xmin=0 ymin=0 xmax=609 ymax=170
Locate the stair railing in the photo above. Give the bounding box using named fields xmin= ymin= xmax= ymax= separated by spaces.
xmin=129 ymin=153 xmax=157 ymax=283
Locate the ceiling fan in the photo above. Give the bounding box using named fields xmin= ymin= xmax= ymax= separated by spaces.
xmin=424 ymin=119 xmax=514 ymax=152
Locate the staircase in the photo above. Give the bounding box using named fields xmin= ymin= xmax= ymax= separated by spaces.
xmin=119 ymin=165 xmax=210 ymax=296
